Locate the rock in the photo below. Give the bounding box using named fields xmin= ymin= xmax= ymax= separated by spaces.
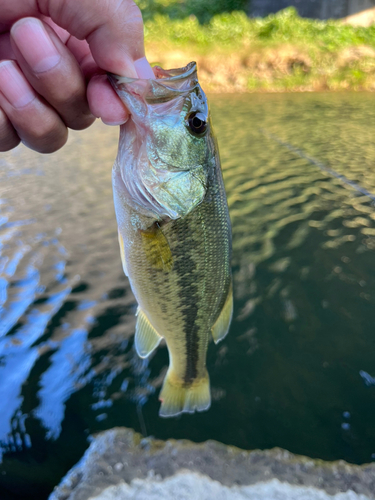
xmin=49 ymin=427 xmax=375 ymax=500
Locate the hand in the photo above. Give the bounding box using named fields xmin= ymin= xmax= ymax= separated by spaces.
xmin=0 ymin=0 xmax=154 ymax=153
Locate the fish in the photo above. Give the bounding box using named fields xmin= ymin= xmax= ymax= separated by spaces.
xmin=109 ymin=62 xmax=232 ymax=417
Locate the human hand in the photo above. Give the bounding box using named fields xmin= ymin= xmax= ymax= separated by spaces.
xmin=0 ymin=0 xmax=154 ymax=153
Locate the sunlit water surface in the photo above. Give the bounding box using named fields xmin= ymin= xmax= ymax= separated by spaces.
xmin=1 ymin=93 xmax=375 ymax=499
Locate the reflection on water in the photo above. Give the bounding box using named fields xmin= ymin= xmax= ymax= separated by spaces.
xmin=1 ymin=93 xmax=375 ymax=499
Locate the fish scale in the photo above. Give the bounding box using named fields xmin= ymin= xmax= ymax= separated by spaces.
xmin=110 ymin=62 xmax=232 ymax=417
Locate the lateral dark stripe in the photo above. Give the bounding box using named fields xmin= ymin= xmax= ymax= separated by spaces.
xmin=173 ymin=218 xmax=200 ymax=384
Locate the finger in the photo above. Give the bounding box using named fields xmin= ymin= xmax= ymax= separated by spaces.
xmin=0 ymin=33 xmax=15 ymax=60
xmin=134 ymin=57 xmax=154 ymax=79
xmin=44 ymin=0 xmax=145 ymax=76
xmin=81 ymin=53 xmax=129 ymax=125
xmin=0 ymin=60 xmax=68 ymax=153
xmin=0 ymin=0 xmax=145 ymax=77
xmin=39 ymin=19 xmax=94 ymax=78
xmin=65 ymin=37 xmax=100 ymax=83
xmin=0 ymin=107 xmax=20 ymax=151
xmin=28 ymin=18 xmax=94 ymax=76
xmin=87 ymin=75 xmax=128 ymax=125
xmin=42 ymin=17 xmax=70 ymax=43
xmin=10 ymin=17 xmax=95 ymax=131
xmin=79 ymin=52 xmax=102 ymax=82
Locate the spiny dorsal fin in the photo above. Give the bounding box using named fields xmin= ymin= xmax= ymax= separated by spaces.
xmin=140 ymin=222 xmax=173 ymax=272
xmin=118 ymin=231 xmax=129 ymax=277
xmin=135 ymin=308 xmax=162 ymax=358
xmin=211 ymin=282 xmax=233 ymax=344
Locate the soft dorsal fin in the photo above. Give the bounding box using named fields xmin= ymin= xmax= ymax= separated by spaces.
xmin=118 ymin=231 xmax=128 ymax=276
xmin=211 ymin=283 xmax=233 ymax=344
xmin=135 ymin=308 xmax=163 ymax=358
xmin=140 ymin=222 xmax=173 ymax=272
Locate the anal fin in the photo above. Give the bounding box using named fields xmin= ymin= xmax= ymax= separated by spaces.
xmin=211 ymin=282 xmax=233 ymax=344
xmin=135 ymin=308 xmax=162 ymax=358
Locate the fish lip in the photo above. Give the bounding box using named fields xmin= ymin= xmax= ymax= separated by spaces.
xmin=108 ymin=62 xmax=200 ymax=104
xmin=109 ymin=61 xmax=197 ymax=84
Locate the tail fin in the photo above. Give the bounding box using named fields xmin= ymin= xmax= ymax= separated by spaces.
xmin=159 ymin=369 xmax=211 ymax=418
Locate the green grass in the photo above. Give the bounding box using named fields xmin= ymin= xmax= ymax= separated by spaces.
xmin=137 ymin=0 xmax=249 ymax=24
xmin=140 ymin=5 xmax=375 ymax=49
xmin=137 ymin=5 xmax=375 ymax=92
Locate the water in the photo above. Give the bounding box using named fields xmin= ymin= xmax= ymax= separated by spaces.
xmin=1 ymin=93 xmax=375 ymax=499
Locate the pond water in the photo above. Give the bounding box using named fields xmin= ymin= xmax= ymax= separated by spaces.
xmin=1 ymin=93 xmax=375 ymax=499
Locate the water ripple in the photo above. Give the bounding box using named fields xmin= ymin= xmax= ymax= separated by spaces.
xmin=34 ymin=328 xmax=94 ymax=441
xmin=1 ymin=96 xmax=375 ymax=498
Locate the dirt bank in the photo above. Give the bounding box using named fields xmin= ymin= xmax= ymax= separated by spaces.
xmin=146 ymin=43 xmax=375 ymax=93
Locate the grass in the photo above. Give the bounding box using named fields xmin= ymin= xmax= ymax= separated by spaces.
xmin=137 ymin=0 xmax=249 ymax=24
xmin=135 ymin=4 xmax=375 ymax=92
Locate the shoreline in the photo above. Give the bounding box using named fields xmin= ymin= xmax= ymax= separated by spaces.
xmin=145 ymin=44 xmax=375 ymax=93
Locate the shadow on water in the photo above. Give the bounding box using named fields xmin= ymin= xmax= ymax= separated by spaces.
xmin=1 ymin=93 xmax=375 ymax=498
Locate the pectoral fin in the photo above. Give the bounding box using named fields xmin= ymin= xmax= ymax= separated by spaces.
xmin=211 ymin=283 xmax=233 ymax=344
xmin=118 ymin=231 xmax=128 ymax=276
xmin=140 ymin=222 xmax=173 ymax=272
xmin=135 ymin=308 xmax=162 ymax=358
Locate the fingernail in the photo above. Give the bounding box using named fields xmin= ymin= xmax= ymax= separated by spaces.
xmin=11 ymin=18 xmax=61 ymax=73
xmin=101 ymin=118 xmax=128 ymax=126
xmin=0 ymin=61 xmax=35 ymax=108
xmin=134 ymin=57 xmax=155 ymax=79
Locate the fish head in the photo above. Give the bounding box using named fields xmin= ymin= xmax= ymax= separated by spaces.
xmin=109 ymin=62 xmax=215 ymax=220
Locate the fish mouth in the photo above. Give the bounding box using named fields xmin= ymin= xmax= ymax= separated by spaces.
xmin=146 ymin=61 xmax=197 ymax=82
xmin=108 ymin=61 xmax=200 ymax=104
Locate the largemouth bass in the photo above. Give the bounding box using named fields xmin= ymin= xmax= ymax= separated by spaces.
xmin=109 ymin=62 xmax=232 ymax=417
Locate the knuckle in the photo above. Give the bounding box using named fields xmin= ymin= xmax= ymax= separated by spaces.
xmin=27 ymin=136 xmax=67 ymax=154
xmin=110 ymin=0 xmax=142 ymax=24
xmin=0 ymin=135 xmax=21 ymax=152
xmin=26 ymin=116 xmax=68 ymax=154
xmin=35 ymin=130 xmax=68 ymax=154
xmin=0 ymin=109 xmax=20 ymax=151
xmin=47 ymin=81 xmax=94 ymax=128
xmin=44 ymin=76 xmax=85 ymax=110
xmin=108 ymin=1 xmax=144 ymax=42
xmin=122 ymin=0 xmax=143 ymax=20
xmin=69 ymin=113 xmax=95 ymax=131
xmin=57 ymin=80 xmax=85 ymax=105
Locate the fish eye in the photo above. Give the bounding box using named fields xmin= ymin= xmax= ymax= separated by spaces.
xmin=187 ymin=112 xmax=208 ymax=136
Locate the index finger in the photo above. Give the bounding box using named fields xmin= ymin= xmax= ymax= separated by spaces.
xmin=0 ymin=0 xmax=145 ymax=77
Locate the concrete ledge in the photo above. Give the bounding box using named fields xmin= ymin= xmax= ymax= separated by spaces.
xmin=49 ymin=428 xmax=375 ymax=500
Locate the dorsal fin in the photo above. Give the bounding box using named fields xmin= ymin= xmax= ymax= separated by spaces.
xmin=211 ymin=283 xmax=233 ymax=344
xmin=140 ymin=222 xmax=173 ymax=272
xmin=135 ymin=308 xmax=162 ymax=358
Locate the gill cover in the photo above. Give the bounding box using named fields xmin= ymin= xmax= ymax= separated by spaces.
xmin=109 ymin=62 xmax=214 ymax=220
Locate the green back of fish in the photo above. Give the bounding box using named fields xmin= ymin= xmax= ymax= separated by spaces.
xmin=118 ymin=147 xmax=232 ymax=384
